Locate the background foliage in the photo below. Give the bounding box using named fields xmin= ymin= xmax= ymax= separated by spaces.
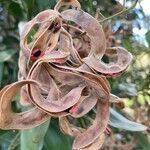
xmin=0 ymin=0 xmax=149 ymax=149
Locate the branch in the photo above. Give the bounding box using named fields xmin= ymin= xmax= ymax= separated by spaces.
xmin=99 ymin=0 xmax=138 ymax=23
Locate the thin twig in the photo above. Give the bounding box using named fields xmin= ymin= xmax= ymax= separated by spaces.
xmin=99 ymin=0 xmax=138 ymax=23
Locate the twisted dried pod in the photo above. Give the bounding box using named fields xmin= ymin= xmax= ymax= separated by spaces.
xmin=59 ymin=99 xmax=109 ymax=149
xmin=0 ymin=80 xmax=50 ymax=129
xmin=59 ymin=117 xmax=105 ymax=150
xmin=61 ymin=9 xmax=106 ymax=58
xmin=20 ymin=9 xmax=63 ymax=65
xmin=61 ymin=9 xmax=132 ymax=77
xmin=27 ymin=56 xmax=109 ymax=115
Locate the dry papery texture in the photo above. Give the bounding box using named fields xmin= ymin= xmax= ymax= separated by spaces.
xmin=0 ymin=0 xmax=132 ymax=149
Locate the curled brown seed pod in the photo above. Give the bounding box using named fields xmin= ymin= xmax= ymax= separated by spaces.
xmin=0 ymin=80 xmax=50 ymax=129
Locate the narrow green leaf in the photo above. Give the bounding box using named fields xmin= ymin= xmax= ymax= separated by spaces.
xmin=118 ymin=83 xmax=137 ymax=97
xmin=21 ymin=120 xmax=50 ymax=150
xmin=0 ymin=131 xmax=17 ymax=145
xmin=8 ymin=132 xmax=20 ymax=150
xmin=0 ymin=63 xmax=4 ymax=85
xmin=145 ymin=31 xmax=150 ymax=47
xmin=36 ymin=0 xmax=52 ymax=10
xmin=135 ymin=133 xmax=150 ymax=150
xmin=8 ymin=2 xmax=23 ymax=18
xmin=0 ymin=50 xmax=17 ymax=63
xmin=24 ymin=0 xmax=35 ymax=19
xmin=44 ymin=119 xmax=72 ymax=150
xmin=109 ymin=108 xmax=147 ymax=131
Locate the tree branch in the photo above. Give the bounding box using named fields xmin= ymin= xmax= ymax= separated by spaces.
xmin=99 ymin=0 xmax=138 ymax=23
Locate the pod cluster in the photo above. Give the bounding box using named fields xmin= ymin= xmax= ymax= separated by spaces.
xmin=0 ymin=0 xmax=132 ymax=149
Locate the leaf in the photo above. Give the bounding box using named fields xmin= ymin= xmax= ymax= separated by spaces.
xmin=118 ymin=83 xmax=137 ymax=97
xmin=0 ymin=63 xmax=4 ymax=85
xmin=36 ymin=0 xmax=53 ymax=10
xmin=0 ymin=131 xmax=17 ymax=145
xmin=44 ymin=119 xmax=72 ymax=150
xmin=109 ymin=108 xmax=147 ymax=131
xmin=8 ymin=132 xmax=20 ymax=150
xmin=8 ymin=2 xmax=23 ymax=18
xmin=145 ymin=31 xmax=150 ymax=47
xmin=0 ymin=49 xmax=17 ymax=63
xmin=21 ymin=120 xmax=50 ymax=150
xmin=24 ymin=0 xmax=35 ymax=19
xmin=135 ymin=133 xmax=150 ymax=150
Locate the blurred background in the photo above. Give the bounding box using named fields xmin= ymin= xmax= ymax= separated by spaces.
xmin=0 ymin=0 xmax=149 ymax=149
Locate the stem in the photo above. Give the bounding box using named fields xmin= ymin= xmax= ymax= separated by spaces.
xmin=99 ymin=0 xmax=138 ymax=23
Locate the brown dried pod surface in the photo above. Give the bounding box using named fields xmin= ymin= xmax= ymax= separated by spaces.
xmin=0 ymin=0 xmax=132 ymax=149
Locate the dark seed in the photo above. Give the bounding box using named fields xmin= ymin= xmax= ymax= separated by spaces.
xmin=48 ymin=21 xmax=55 ymax=30
xmin=33 ymin=49 xmax=41 ymax=57
xmin=53 ymin=24 xmax=61 ymax=33
xmin=74 ymin=31 xmax=81 ymax=35
xmin=62 ymin=0 xmax=71 ymax=2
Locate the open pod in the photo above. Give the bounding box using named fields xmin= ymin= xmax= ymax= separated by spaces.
xmin=0 ymin=80 xmax=50 ymax=129
xmin=59 ymin=100 xmax=109 ymax=150
xmin=26 ymin=54 xmax=109 ymax=116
